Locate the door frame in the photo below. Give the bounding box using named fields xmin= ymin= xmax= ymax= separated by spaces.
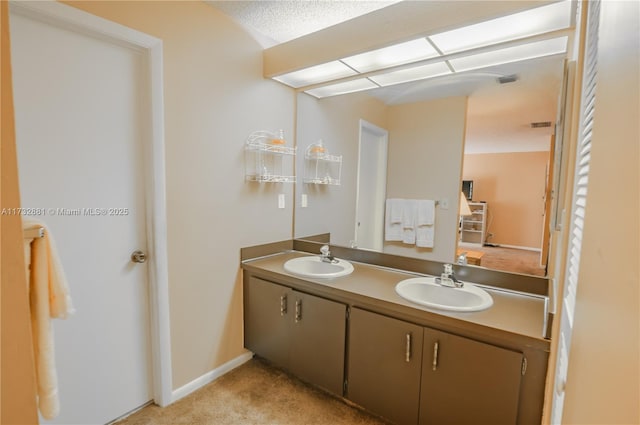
xmin=9 ymin=0 xmax=173 ymax=406
xmin=354 ymin=119 xmax=388 ymax=251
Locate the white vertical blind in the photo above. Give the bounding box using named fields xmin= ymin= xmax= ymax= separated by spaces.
xmin=551 ymin=0 xmax=600 ymax=423
xmin=564 ymin=0 xmax=599 ymax=325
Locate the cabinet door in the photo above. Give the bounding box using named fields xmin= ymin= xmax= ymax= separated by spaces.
xmin=348 ymin=308 xmax=423 ymax=425
xmin=420 ymin=328 xmax=523 ymax=425
xmin=290 ymin=291 xmax=346 ymax=395
xmin=243 ymin=276 xmax=291 ymax=369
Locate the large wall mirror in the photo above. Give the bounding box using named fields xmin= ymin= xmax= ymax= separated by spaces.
xmin=294 ymin=53 xmax=568 ymax=278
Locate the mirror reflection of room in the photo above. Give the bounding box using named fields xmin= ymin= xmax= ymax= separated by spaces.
xmin=295 ymin=54 xmax=564 ymax=278
xmin=458 ymin=59 xmax=561 ymax=277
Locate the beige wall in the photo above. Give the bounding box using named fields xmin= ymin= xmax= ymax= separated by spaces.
xmin=295 ymin=92 xmax=387 ymax=246
xmin=1 ymin=1 xmax=39 ymax=422
xmin=384 ymin=96 xmax=468 ymax=262
xmin=463 ymin=151 xmax=549 ymax=249
xmin=562 ymin=1 xmax=639 ymax=423
xmin=65 ymin=1 xmax=295 ymax=389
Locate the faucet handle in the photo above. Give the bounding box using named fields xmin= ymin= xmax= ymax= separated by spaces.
xmin=320 ymin=245 xmax=330 ymax=256
xmin=444 ymin=263 xmax=453 ymax=275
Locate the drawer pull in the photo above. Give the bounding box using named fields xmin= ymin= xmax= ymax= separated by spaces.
xmin=295 ymin=299 xmax=302 ymax=323
xmin=405 ymin=333 xmax=412 ymax=362
xmin=432 ymin=341 xmax=439 ymax=371
xmin=280 ymin=295 xmax=287 ymax=316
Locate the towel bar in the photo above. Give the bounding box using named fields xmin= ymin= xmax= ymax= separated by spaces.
xmin=23 ymin=227 xmax=45 ymax=239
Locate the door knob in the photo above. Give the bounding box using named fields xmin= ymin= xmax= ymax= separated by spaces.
xmin=131 ymin=250 xmax=147 ymax=263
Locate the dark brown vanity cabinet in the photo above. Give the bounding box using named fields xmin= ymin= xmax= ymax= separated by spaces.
xmin=420 ymin=328 xmax=524 ymax=425
xmin=347 ymin=307 xmax=525 ymax=425
xmin=243 ymin=276 xmax=346 ymax=395
xmin=347 ymin=307 xmax=424 ymax=425
xmin=243 ymin=275 xmax=291 ymax=369
xmin=242 ymin=268 xmax=545 ymax=425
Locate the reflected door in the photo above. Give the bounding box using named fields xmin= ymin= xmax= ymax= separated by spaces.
xmin=355 ymin=120 xmax=388 ymax=251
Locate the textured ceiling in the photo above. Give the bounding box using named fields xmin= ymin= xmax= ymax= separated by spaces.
xmin=207 ymin=1 xmax=400 ymax=47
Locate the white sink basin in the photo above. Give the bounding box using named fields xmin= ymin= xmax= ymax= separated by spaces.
xmin=395 ymin=277 xmax=493 ymax=312
xmin=284 ymin=256 xmax=354 ymax=279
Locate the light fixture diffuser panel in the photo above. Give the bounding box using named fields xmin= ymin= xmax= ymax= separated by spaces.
xmin=369 ymin=61 xmax=451 ymax=86
xmin=273 ymin=61 xmax=357 ymax=88
xmin=430 ymin=0 xmax=572 ymax=54
xmin=450 ymin=37 xmax=568 ymax=72
xmin=305 ymin=78 xmax=378 ymax=98
xmin=341 ymin=38 xmax=439 ymax=73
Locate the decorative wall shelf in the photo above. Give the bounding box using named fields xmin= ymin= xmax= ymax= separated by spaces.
xmin=303 ymin=141 xmax=342 ymax=185
xmin=244 ymin=130 xmax=296 ymax=183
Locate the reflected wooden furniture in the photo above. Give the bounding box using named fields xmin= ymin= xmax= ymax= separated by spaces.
xmin=460 ymin=202 xmax=488 ymax=246
xmin=456 ymin=248 xmax=485 ymax=266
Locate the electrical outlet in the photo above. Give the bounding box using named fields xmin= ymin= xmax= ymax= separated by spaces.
xmin=301 ymin=193 xmax=308 ymax=208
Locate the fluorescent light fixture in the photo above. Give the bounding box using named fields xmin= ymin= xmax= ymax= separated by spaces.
xmin=305 ymin=78 xmax=378 ymax=98
xmin=449 ymin=37 xmax=568 ymax=72
xmin=273 ymin=61 xmax=357 ymax=88
xmin=341 ymin=38 xmax=439 ymax=73
xmin=430 ymin=1 xmax=572 ymax=54
xmin=272 ymin=2 xmax=572 ymax=96
xmin=369 ymin=61 xmax=451 ymax=86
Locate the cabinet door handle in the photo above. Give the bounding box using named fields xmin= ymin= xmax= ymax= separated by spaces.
xmin=295 ymin=299 xmax=302 ymax=323
xmin=432 ymin=341 xmax=439 ymax=371
xmin=405 ymin=333 xmax=412 ymax=362
xmin=280 ymin=295 xmax=287 ymax=316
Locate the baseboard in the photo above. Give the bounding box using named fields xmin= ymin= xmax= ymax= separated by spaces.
xmin=171 ymin=351 xmax=253 ymax=403
xmin=497 ymin=244 xmax=541 ymax=252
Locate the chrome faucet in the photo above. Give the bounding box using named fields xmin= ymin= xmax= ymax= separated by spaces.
xmin=436 ymin=263 xmax=464 ymax=288
xmin=320 ymin=245 xmax=336 ymax=263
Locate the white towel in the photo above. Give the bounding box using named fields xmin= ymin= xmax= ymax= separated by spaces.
xmin=23 ymin=220 xmax=74 ymax=419
xmin=402 ymin=200 xmax=417 ymax=244
xmin=416 ymin=225 xmax=435 ymax=248
xmin=387 ymin=199 xmax=404 ymax=223
xmin=416 ymin=200 xmax=435 ymax=226
xmin=385 ymin=199 xmax=403 ymax=241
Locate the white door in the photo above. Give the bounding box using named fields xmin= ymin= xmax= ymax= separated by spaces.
xmin=11 ymin=10 xmax=153 ymax=425
xmin=355 ymin=120 xmax=388 ymax=251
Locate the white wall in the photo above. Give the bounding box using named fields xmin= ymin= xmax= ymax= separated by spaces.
xmin=562 ymin=1 xmax=640 ymax=423
xmin=66 ymin=1 xmax=295 ymax=389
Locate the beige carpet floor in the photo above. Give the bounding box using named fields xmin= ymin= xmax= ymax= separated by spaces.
xmin=115 ymin=358 xmax=389 ymax=425
xmin=469 ymin=245 xmax=547 ymax=276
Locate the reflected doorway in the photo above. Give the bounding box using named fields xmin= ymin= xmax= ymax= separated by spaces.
xmin=354 ymin=120 xmax=388 ymax=251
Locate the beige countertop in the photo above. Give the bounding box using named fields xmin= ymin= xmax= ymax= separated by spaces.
xmin=242 ymin=251 xmax=550 ymax=352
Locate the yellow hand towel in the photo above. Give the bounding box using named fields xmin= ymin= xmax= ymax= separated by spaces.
xmin=24 ymin=220 xmax=74 ymax=419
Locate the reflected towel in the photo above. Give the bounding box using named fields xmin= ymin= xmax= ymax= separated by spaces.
xmin=387 ymin=198 xmax=404 ymax=223
xmin=416 ymin=200 xmax=435 ymax=226
xmin=402 ymin=200 xmax=417 ymax=244
xmin=416 ymin=225 xmax=435 ymax=248
xmin=385 ymin=199 xmax=403 ymax=241
xmin=24 ymin=220 xmax=74 ymax=419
